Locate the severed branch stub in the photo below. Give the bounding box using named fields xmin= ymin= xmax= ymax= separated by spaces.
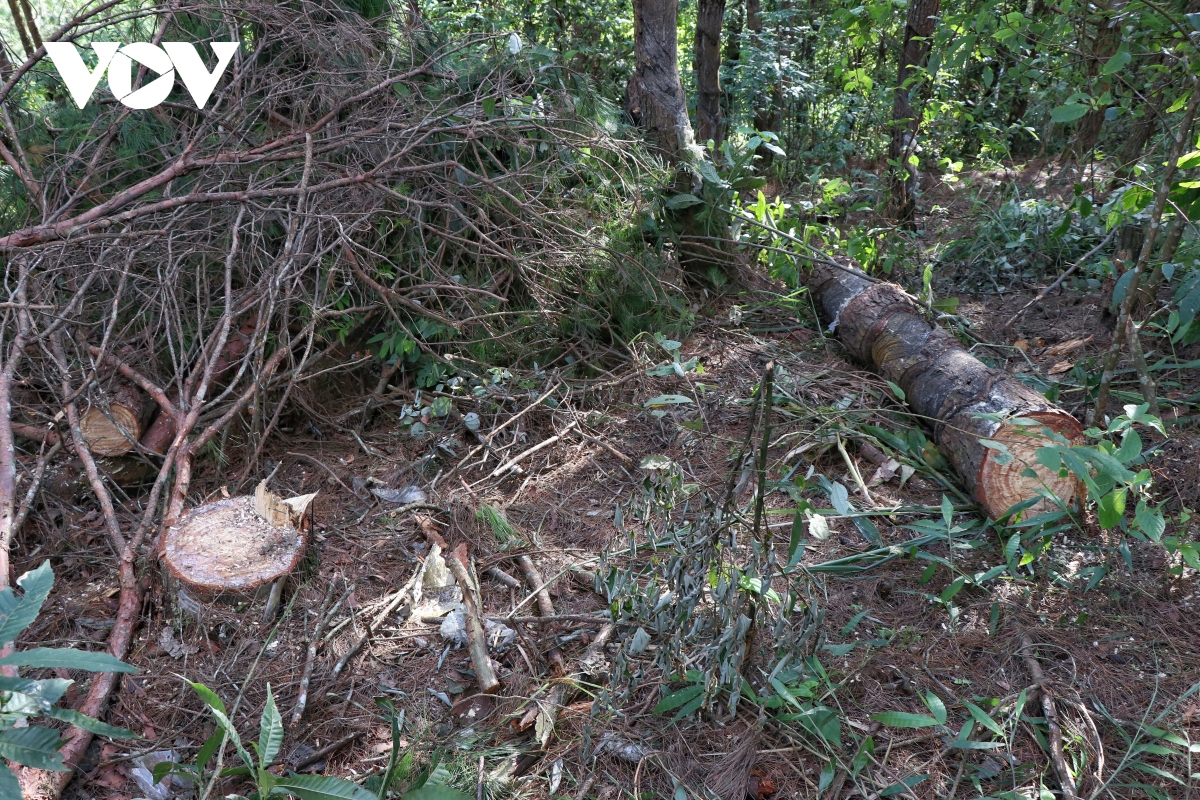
xmin=809 ymin=258 xmax=1083 ymax=518
xmin=159 ymin=481 xmax=316 ymax=605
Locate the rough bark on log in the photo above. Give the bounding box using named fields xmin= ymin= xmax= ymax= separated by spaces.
xmin=80 ymin=381 xmax=145 ymax=457
xmin=158 ymin=483 xmax=315 ymax=604
xmin=810 ymin=259 xmax=1082 ymax=518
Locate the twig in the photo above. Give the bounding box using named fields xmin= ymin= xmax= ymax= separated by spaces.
xmin=485 ymin=380 xmax=563 ymax=447
xmin=332 ymin=550 xmax=430 ymax=677
xmin=286 ymin=451 xmax=361 ymax=498
xmin=292 ymin=731 xmax=362 ymax=770
xmin=488 ymin=420 xmax=579 ymax=479
xmin=487 ymin=614 xmax=609 ymax=625
xmin=536 ymin=623 xmax=615 ymax=751
xmin=1018 ymin=634 xmax=1079 ymax=800
xmin=837 ymin=434 xmax=874 ymax=507
xmin=448 ymin=542 xmax=501 ymax=693
xmin=1005 ymin=227 xmax=1117 ymax=328
xmin=752 ymin=361 xmax=775 ymax=542
xmin=516 ymin=555 xmax=567 ymax=674
xmin=577 ymin=429 xmax=633 ymax=466
xmin=486 ymin=566 xmax=522 ymax=589
xmin=416 ymin=516 xmax=500 ymax=693
xmin=291 ymin=576 xmax=341 ymax=726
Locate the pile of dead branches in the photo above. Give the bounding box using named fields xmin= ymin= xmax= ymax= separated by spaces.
xmin=0 ymin=2 xmax=674 ymax=794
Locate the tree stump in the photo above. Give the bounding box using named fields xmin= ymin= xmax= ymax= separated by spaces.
xmin=160 ymin=482 xmax=316 ymax=606
xmin=80 ymin=382 xmax=146 ymax=456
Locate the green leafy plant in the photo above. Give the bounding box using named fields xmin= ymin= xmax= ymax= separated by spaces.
xmin=0 ymin=561 xmax=138 ymax=795
xmin=159 ymin=682 xmax=377 ymax=800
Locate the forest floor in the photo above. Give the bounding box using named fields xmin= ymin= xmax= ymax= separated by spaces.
xmin=20 ymin=169 xmax=1200 ymax=800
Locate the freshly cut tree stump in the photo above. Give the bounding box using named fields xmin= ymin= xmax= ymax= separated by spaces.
xmin=810 ymin=258 xmax=1083 ymax=518
xmin=160 ymin=482 xmax=316 ymax=603
xmin=80 ymin=382 xmax=145 ymax=456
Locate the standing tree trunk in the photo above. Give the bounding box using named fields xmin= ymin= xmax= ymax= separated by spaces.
xmin=694 ymin=0 xmax=728 ymax=147
xmin=887 ymin=0 xmax=941 ymax=223
xmin=5 ymin=0 xmax=35 ymax=59
xmin=1063 ymin=1 xmax=1118 ymax=162
xmin=630 ymin=0 xmax=698 ymax=161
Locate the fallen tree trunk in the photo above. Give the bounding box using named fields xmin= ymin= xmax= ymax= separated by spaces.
xmin=80 ymin=380 xmax=145 ymax=457
xmin=810 ymin=259 xmax=1083 ymax=518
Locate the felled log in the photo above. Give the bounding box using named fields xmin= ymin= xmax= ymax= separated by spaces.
xmin=810 ymin=259 xmax=1082 ymax=518
xmin=159 ymin=482 xmax=316 ymax=605
xmin=80 ymin=381 xmax=146 ymax=456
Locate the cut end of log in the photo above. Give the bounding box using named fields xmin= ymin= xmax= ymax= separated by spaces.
xmin=160 ymin=490 xmax=312 ymax=601
xmin=80 ymin=405 xmax=141 ymax=457
xmin=976 ymin=412 xmax=1083 ymax=519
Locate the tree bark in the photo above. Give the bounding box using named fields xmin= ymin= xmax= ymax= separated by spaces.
xmin=810 ymin=259 xmax=1083 ymax=518
xmin=887 ymin=0 xmax=941 ymax=223
xmin=1062 ymin=1 xmax=1118 ymax=162
xmin=4 ymin=0 xmax=34 ymax=59
xmin=694 ymin=0 xmax=728 ymax=147
xmin=630 ymin=0 xmax=698 ymax=160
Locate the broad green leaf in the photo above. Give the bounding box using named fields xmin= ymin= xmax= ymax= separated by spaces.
xmin=871 ymin=711 xmax=941 ymax=728
xmin=1004 ymin=533 xmax=1021 ymax=565
xmin=850 ymin=736 xmax=874 ymax=777
xmin=1050 ymin=104 xmax=1089 ymax=123
xmin=964 ymin=700 xmax=1005 ymax=737
xmin=0 ymin=561 xmax=54 ymax=646
xmin=43 ymin=707 xmax=136 ymax=739
xmin=270 ymin=775 xmax=381 ymax=800
xmin=1134 ymin=500 xmax=1165 ymax=542
xmin=0 ymin=648 xmax=135 ymax=673
xmin=653 ymin=684 xmax=703 ymax=715
xmin=924 ymin=692 xmax=947 ymax=725
xmin=0 ymin=727 xmax=66 ymax=771
xmin=940 ymin=577 xmax=966 ymax=603
xmin=817 ymin=761 xmax=835 ymax=794
xmin=1098 ymin=489 xmax=1127 ymax=530
xmin=197 ymin=730 xmax=224 ymax=772
xmin=188 ymin=682 xmax=228 ymax=715
xmin=259 ymin=685 xmax=284 ymax=768
xmin=643 ymin=394 xmax=693 ymax=408
xmin=0 ymin=762 xmax=20 ymax=799
xmin=665 ymin=194 xmax=704 ymax=211
xmin=1100 ymin=47 xmax=1130 ymax=75
xmin=1178 ymin=150 xmax=1200 ymax=170
xmin=880 ymin=774 xmax=928 ymax=796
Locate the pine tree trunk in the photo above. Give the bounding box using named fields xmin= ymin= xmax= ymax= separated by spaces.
xmin=810 ymin=259 xmax=1083 ymax=518
xmin=694 ymin=0 xmax=728 ymax=147
xmin=630 ymin=0 xmax=698 ymax=160
xmin=1062 ymin=1 xmax=1118 ymax=162
xmin=887 ymin=0 xmax=940 ymax=223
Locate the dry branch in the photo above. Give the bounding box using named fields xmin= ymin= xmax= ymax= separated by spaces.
xmin=516 ymin=555 xmax=567 ymax=675
xmin=447 ymin=542 xmax=501 ymax=693
xmin=1018 ymin=634 xmax=1079 ymax=800
xmin=292 ymin=576 xmax=342 ymax=726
